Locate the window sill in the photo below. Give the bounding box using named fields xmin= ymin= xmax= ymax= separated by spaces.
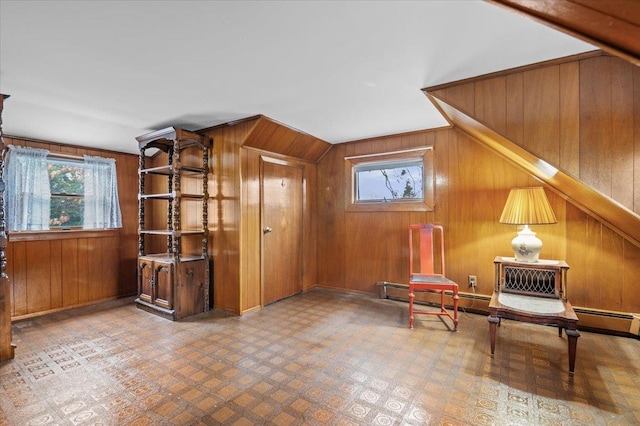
xmin=8 ymin=229 xmax=117 ymax=242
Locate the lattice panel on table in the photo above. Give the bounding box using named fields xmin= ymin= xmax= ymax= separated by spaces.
xmin=503 ymin=266 xmax=556 ymax=296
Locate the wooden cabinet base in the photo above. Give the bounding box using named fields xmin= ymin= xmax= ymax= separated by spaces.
xmin=136 ymin=257 xmax=208 ymax=321
xmin=135 ymin=298 xmax=177 ymax=321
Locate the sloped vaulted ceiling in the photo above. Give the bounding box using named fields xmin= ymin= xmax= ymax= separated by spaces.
xmin=0 ymin=1 xmax=595 ymax=154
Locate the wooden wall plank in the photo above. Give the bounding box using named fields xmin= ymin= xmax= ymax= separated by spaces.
xmin=433 ymin=82 xmax=475 ymax=115
xmin=610 ymin=58 xmax=635 ymax=210
xmin=345 ymin=212 xmax=387 ymax=293
xmin=559 ymin=61 xmax=580 ymax=177
xmin=505 ymin=73 xmax=524 ymax=145
xmin=523 ymin=66 xmax=561 ymax=164
xmin=584 ymin=218 xmax=603 ymax=307
xmin=26 ymin=241 xmax=51 ymax=314
xmin=5 ymin=245 xmax=13 ymax=316
xmin=600 ymin=227 xmax=624 ymax=311
xmin=622 ymin=241 xmax=640 ymax=312
xmin=475 ymin=77 xmax=507 ymax=135
xmin=635 ymin=65 xmax=640 ymax=214
xmin=564 ymin=204 xmax=588 ymax=305
xmin=11 ymin=242 xmax=26 ymax=316
xmin=316 ymin=143 xmax=346 ymax=289
xmin=303 ymin=157 xmax=318 ymax=292
xmin=580 ymin=56 xmax=612 ymax=194
xmin=103 ymin=235 xmax=119 ymax=298
xmin=62 ymin=239 xmax=79 ymax=306
xmin=50 ymin=240 xmax=62 ymax=309
xmin=241 ymin=148 xmax=261 ymax=310
xmin=78 ymin=239 xmax=89 ymax=304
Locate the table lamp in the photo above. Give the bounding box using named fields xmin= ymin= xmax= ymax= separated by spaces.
xmin=499 ymin=187 xmax=557 ymax=262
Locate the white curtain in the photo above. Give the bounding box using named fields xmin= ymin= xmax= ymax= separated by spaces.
xmin=5 ymin=145 xmax=51 ymax=231
xmin=83 ymin=155 xmax=122 ymax=229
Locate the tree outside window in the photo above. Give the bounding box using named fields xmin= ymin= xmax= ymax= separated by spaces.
xmin=48 ymin=159 xmax=84 ymax=228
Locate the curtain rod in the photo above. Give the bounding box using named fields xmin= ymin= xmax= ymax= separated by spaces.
xmin=7 ymin=145 xmax=84 ymax=161
xmin=48 ymin=152 xmax=84 ymax=161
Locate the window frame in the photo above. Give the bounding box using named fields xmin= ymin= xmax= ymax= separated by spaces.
xmin=344 ymin=147 xmax=434 ymax=212
xmin=6 ymin=151 xmax=120 ymax=237
xmin=47 ymin=156 xmax=85 ymax=230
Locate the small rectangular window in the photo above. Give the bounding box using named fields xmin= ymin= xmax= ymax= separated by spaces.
xmin=345 ymin=147 xmax=434 ymax=212
xmin=354 ymin=158 xmax=423 ymax=202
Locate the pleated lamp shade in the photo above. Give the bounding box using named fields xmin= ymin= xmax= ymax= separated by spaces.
xmin=499 ymin=187 xmax=556 ymax=262
xmin=499 ymin=187 xmax=557 ymax=225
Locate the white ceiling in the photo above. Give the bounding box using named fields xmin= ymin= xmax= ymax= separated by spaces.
xmin=0 ymin=0 xmax=595 ymax=155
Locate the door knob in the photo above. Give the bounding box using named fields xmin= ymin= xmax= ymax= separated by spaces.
xmin=263 ymin=227 xmax=272 ymax=234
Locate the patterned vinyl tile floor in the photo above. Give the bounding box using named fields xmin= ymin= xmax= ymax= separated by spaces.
xmin=1 ymin=288 xmax=639 ymax=425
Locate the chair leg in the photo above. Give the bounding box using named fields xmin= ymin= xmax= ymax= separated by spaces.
xmin=408 ymin=286 xmax=415 ymax=329
xmin=452 ymin=290 xmax=459 ymax=331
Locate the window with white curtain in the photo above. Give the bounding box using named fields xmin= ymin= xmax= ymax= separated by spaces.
xmin=5 ymin=145 xmax=122 ymax=231
xmin=82 ymin=155 xmax=122 ymax=229
xmin=5 ymin=145 xmax=51 ymax=231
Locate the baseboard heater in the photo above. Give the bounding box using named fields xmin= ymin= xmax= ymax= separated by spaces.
xmin=376 ymin=281 xmax=639 ymax=338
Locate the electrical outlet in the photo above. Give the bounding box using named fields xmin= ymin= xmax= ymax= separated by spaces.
xmin=468 ymin=275 xmax=477 ymax=288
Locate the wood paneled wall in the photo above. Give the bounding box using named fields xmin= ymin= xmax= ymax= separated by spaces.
xmin=430 ymin=52 xmax=640 ymax=215
xmin=197 ymin=119 xmax=319 ymax=315
xmin=202 ymin=121 xmax=254 ymax=314
xmin=317 ymin=126 xmax=640 ymax=318
xmin=315 ymin=52 xmax=640 ymax=329
xmin=317 ymin=129 xmax=534 ymax=296
xmin=5 ymin=136 xmax=139 ymax=319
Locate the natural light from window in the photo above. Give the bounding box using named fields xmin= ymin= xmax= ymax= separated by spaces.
xmin=48 ymin=158 xmax=84 ymax=228
xmin=354 ymin=158 xmax=423 ymax=202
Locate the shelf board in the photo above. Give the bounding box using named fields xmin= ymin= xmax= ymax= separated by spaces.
xmin=136 ymin=127 xmax=210 ymax=152
xmin=139 ymin=165 xmax=206 ymax=175
xmin=139 ymin=253 xmax=207 ymax=262
xmin=139 ymin=193 xmax=206 ymax=200
xmin=140 ymin=230 xmax=206 ymax=235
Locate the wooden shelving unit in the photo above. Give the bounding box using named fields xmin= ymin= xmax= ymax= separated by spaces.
xmin=135 ymin=127 xmax=211 ymax=320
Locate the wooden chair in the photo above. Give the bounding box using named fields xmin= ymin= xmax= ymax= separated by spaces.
xmin=409 ymin=224 xmax=459 ymax=331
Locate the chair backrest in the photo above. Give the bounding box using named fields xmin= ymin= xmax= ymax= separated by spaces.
xmin=409 ymin=224 xmax=445 ymax=276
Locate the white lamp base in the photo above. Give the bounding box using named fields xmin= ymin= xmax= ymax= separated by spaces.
xmin=511 ymin=225 xmax=542 ymax=262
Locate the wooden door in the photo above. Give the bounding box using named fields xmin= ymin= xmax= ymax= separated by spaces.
xmin=261 ymin=158 xmax=303 ymax=305
xmin=154 ymin=262 xmax=173 ymax=309
xmin=138 ymin=258 xmax=153 ymax=304
xmin=175 ymin=260 xmax=206 ymax=319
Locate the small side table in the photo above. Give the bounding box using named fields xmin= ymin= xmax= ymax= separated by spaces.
xmin=488 ymin=256 xmax=580 ymax=374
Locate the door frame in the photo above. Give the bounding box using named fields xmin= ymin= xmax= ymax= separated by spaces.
xmin=259 ymin=155 xmax=306 ymax=307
